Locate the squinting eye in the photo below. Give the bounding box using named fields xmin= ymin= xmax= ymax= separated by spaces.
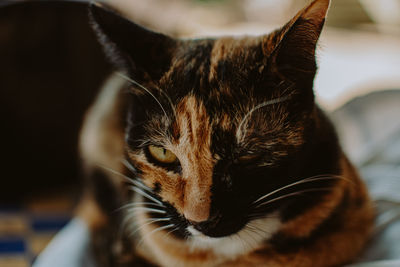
xmin=148 ymin=145 xmax=177 ymax=164
xmin=237 ymin=154 xmax=261 ymax=163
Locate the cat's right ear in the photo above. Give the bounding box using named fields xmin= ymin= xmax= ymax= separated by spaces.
xmin=263 ymin=0 xmax=330 ymax=82
xmin=89 ymin=2 xmax=177 ymax=81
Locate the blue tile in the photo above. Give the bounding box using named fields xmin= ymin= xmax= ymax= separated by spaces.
xmin=31 ymin=217 xmax=69 ymax=232
xmin=0 ymin=238 xmax=25 ymax=254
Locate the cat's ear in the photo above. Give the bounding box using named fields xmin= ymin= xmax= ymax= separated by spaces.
xmin=89 ymin=2 xmax=177 ymax=81
xmin=264 ymin=0 xmax=330 ymax=82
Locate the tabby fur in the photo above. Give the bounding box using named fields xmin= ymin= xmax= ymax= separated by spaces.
xmin=78 ymin=0 xmax=374 ymax=266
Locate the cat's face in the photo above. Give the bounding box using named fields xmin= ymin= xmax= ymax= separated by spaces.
xmin=123 ymin=37 xmax=312 ymax=240
xmin=91 ymin=0 xmax=334 ymax=246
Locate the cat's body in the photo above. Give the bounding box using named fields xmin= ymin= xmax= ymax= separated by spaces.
xmin=78 ymin=0 xmax=374 ymax=266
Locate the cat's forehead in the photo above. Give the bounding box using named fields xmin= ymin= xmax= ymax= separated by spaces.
xmin=141 ymin=36 xmax=303 ymax=152
xmin=155 ymin=37 xmax=271 ymax=117
xmin=160 ymin=36 xmax=266 ymax=98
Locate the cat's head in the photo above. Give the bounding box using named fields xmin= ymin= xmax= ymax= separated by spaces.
xmin=91 ymin=0 xmax=336 ymax=249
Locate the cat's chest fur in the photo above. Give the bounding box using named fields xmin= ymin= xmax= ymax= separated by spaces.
xmin=78 ymin=0 xmax=374 ymax=266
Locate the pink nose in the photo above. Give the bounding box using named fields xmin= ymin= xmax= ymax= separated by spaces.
xmin=183 ymin=201 xmax=210 ymax=223
xmin=183 ymin=180 xmax=211 ymax=222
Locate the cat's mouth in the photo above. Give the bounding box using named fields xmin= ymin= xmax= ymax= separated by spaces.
xmin=186 ymin=214 xmax=247 ymax=238
xmin=185 ymin=213 xmax=282 ymax=256
xmin=138 ymin=194 xmax=282 ymax=255
xmin=132 ymin=185 xmax=270 ymax=239
xmin=144 ymin=199 xmax=248 ymax=239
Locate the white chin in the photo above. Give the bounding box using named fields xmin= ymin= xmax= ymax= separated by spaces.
xmin=186 ymin=215 xmax=281 ymax=258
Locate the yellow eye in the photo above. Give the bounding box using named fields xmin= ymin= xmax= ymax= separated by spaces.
xmin=237 ymin=154 xmax=260 ymax=163
xmin=148 ymin=145 xmax=177 ymax=164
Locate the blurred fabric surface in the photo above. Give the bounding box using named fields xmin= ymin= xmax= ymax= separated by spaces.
xmin=331 ymin=90 xmax=400 ymax=263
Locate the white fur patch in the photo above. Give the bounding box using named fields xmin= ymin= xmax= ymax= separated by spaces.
xmin=187 ymin=214 xmax=281 ymax=259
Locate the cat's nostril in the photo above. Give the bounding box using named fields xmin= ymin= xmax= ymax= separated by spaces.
xmin=188 ymin=220 xmax=204 ymax=227
xmin=187 ymin=219 xmax=206 ymax=229
xmin=191 ymin=221 xmax=207 ymax=232
xmin=189 ymin=217 xmax=219 ymax=233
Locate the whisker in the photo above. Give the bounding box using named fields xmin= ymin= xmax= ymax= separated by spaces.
xmin=237 ymin=230 xmax=253 ymax=251
xmin=136 ymin=224 xmax=175 ymax=248
xmin=117 ymin=72 xmax=169 ymax=118
xmin=131 ymin=179 xmax=154 ymax=192
xmin=245 ymin=226 xmax=260 ymax=237
xmin=117 ymin=202 xmax=165 ymax=212
xmin=121 ymin=158 xmax=138 ymax=175
xmin=246 ymin=213 xmax=280 ymax=221
xmin=121 ymin=208 xmax=168 ymax=233
xmin=97 ymin=164 xmax=135 ymax=184
xmin=121 ymin=213 xmax=138 ymax=235
xmin=243 ymin=229 xmax=259 ymax=249
xmin=252 ymin=175 xmax=349 ymax=206
xmin=245 ymin=220 xmax=277 ymax=237
xmin=163 ymin=226 xmax=180 ymax=239
xmin=245 ymin=225 xmax=268 ymax=237
xmin=128 ymin=217 xmax=171 ymax=237
xmin=236 ymin=95 xmax=291 ymax=141
xmin=255 ymin=187 xmax=333 ymax=209
xmin=97 ymin=164 xmax=152 ymax=192
xmin=130 ymin=186 xmax=163 ymax=205
xmin=233 ymin=233 xmax=246 ymax=252
xmin=237 ymin=234 xmax=247 ymax=252
xmin=137 ymin=139 xmax=152 ymax=148
xmin=127 ymin=207 xmax=166 ymax=215
xmin=247 ymin=213 xmax=278 ymax=221
xmin=121 ymin=208 xmax=158 ymax=227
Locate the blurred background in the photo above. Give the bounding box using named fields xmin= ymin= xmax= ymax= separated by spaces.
xmin=0 ymin=0 xmax=399 ymax=266
xmin=110 ymin=0 xmax=400 ymax=110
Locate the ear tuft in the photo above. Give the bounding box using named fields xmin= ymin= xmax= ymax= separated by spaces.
xmin=301 ymin=0 xmax=330 ymax=26
xmin=89 ymin=2 xmax=127 ymax=71
xmin=259 ymin=0 xmax=330 ymax=106
xmin=89 ymin=2 xmax=177 ymax=81
xmin=263 ymin=0 xmax=330 ymax=81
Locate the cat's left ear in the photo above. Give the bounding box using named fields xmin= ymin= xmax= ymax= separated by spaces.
xmin=89 ymin=2 xmax=177 ymax=81
xmin=264 ymin=0 xmax=330 ymax=82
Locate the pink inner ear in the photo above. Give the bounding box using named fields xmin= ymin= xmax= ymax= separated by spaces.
xmin=301 ymin=0 xmax=330 ymax=24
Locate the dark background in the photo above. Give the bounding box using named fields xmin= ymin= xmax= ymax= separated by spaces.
xmin=0 ymin=0 xmax=111 ymax=203
xmin=1 ymin=0 xmax=399 ymax=204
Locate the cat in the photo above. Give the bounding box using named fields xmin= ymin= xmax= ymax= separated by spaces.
xmin=78 ymin=0 xmax=375 ymax=266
